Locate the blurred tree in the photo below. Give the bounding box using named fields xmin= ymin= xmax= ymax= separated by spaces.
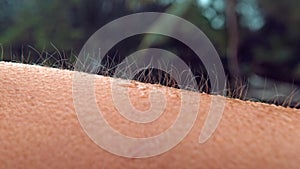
xmin=0 ymin=0 xmax=130 ymax=56
xmin=225 ymin=0 xmax=240 ymax=79
xmin=0 ymin=0 xmax=300 ymax=88
xmin=239 ymin=0 xmax=300 ymax=84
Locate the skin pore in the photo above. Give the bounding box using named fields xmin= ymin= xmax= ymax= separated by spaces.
xmin=0 ymin=61 xmax=300 ymax=169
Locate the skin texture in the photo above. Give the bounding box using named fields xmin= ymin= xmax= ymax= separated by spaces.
xmin=0 ymin=61 xmax=300 ymax=169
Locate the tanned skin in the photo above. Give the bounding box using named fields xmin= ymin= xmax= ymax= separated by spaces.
xmin=0 ymin=62 xmax=299 ymax=169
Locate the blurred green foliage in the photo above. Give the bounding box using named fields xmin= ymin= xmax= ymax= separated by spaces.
xmin=0 ymin=0 xmax=300 ymax=106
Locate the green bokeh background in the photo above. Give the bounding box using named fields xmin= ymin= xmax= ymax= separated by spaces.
xmin=1 ymin=0 xmax=299 ymax=107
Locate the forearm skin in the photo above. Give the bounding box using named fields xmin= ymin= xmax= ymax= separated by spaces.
xmin=0 ymin=62 xmax=299 ymax=169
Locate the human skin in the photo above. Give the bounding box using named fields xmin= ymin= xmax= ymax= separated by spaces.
xmin=0 ymin=61 xmax=300 ymax=169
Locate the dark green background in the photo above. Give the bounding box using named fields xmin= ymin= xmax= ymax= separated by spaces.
xmin=1 ymin=0 xmax=299 ymax=107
